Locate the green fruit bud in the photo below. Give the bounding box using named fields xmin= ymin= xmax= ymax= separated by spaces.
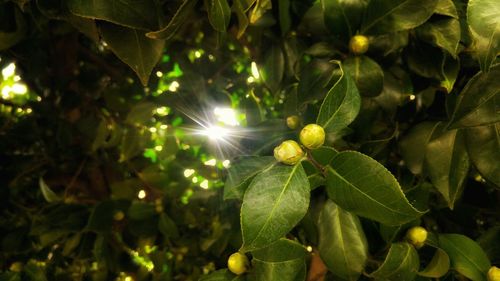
xmin=228 ymin=252 xmax=249 ymax=275
xmin=9 ymin=262 xmax=23 ymax=272
xmin=488 ymin=266 xmax=500 ymax=281
xmin=113 ymin=211 xmax=125 ymax=221
xmin=274 ymin=140 xmax=304 ymax=165
xmin=300 ymin=124 xmax=325 ymax=149
xmin=405 ymin=226 xmax=428 ymax=249
xmin=349 ymin=35 xmax=369 ymax=55
xmin=286 ymin=115 xmax=300 ymax=130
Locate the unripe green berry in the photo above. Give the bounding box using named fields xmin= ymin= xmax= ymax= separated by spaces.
xmin=228 ymin=252 xmax=249 ymax=275
xmin=9 ymin=262 xmax=23 ymax=272
xmin=488 ymin=266 xmax=500 ymax=281
xmin=349 ymin=35 xmax=369 ymax=55
xmin=299 ymin=124 xmax=325 ymax=149
xmin=286 ymin=115 xmax=300 ymax=130
xmin=113 ymin=211 xmax=125 ymax=221
xmin=274 ymin=140 xmax=304 ymax=165
xmin=405 ymin=226 xmax=428 ymax=249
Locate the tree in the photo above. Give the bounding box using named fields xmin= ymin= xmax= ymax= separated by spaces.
xmin=0 ymin=0 xmax=499 ymax=280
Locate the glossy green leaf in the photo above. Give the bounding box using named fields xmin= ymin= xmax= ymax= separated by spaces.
xmin=418 ymin=248 xmax=450 ymax=278
xmin=250 ymin=239 xmax=307 ymax=281
xmin=86 ymin=201 xmax=114 ymax=233
xmin=448 ymin=64 xmax=500 ymax=128
xmin=100 ymin=22 xmax=165 ymax=86
xmin=399 ymin=122 xmax=441 ymax=175
xmin=361 ymin=0 xmax=437 ymax=35
xmin=158 ymin=213 xmax=180 ymax=239
xmin=67 ymin=0 xmax=161 ymax=30
xmin=199 ymin=269 xmax=244 ymax=281
xmin=416 ymin=18 xmax=461 ymax=57
xmin=435 ymin=0 xmax=458 ymax=18
xmin=369 ymin=243 xmax=419 ymax=280
xmin=206 ymin=0 xmax=231 ymax=32
xmin=128 ymin=202 xmax=155 ymax=220
xmin=260 ymin=43 xmax=285 ymax=93
xmin=0 ymin=7 xmax=26 ymax=51
xmin=439 ymin=234 xmax=491 ymax=281
xmin=39 ymin=177 xmax=61 ymax=203
xmin=343 ymin=56 xmax=384 ymax=97
xmin=466 ymin=124 xmax=500 ymax=187
xmin=146 ymin=0 xmax=198 ymax=40
xmin=224 ymin=156 xmax=276 ymax=200
xmin=318 ymin=200 xmax=368 ymax=281
xmin=467 ymin=0 xmax=500 ymax=70
xmin=126 ymin=102 xmax=156 ymax=124
xmin=298 ymin=59 xmax=337 ymax=103
xmin=317 ymin=64 xmax=361 ymax=134
xmin=251 ymin=238 xmax=307 ymax=262
xmin=326 ymin=151 xmax=425 ymax=225
xmin=440 ymin=54 xmax=459 ymax=93
xmin=241 ymin=163 xmax=310 ymax=252
xmin=321 ymin=0 xmax=367 ymax=40
xmin=278 ymin=0 xmax=291 ymax=35
xmin=425 ymin=127 xmax=469 ymax=209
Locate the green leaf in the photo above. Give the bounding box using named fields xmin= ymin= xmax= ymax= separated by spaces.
xmin=416 ymin=18 xmax=461 ymax=57
xmin=158 ymin=213 xmax=180 ymax=239
xmin=128 ymin=202 xmax=155 ymax=220
xmin=425 ymin=126 xmax=469 ymax=209
xmin=0 ymin=6 xmax=26 ymax=51
xmin=67 ymin=0 xmax=162 ymax=30
xmin=224 ymin=156 xmax=276 ymax=200
xmin=399 ymin=122 xmax=441 ymax=175
xmin=317 ymin=200 xmax=368 ymax=281
xmin=418 ymin=248 xmax=450 ymax=278
xmin=448 ymin=64 xmax=500 ymax=128
xmin=125 ymin=102 xmax=156 ymax=124
xmin=361 ymin=0 xmax=437 ymax=35
xmin=260 ymin=43 xmax=285 ymax=93
xmin=435 ymin=0 xmax=458 ymax=18
xmin=321 ymin=0 xmax=368 ymax=40
xmin=467 ymin=0 xmax=500 ymax=70
xmin=86 ymin=201 xmax=114 ymax=233
xmin=343 ymin=56 xmax=384 ymax=97
xmin=326 ymin=151 xmax=425 ymax=225
xmin=241 ymin=163 xmax=310 ymax=252
xmin=250 ymin=239 xmax=307 ymax=281
xmin=39 ymin=177 xmax=61 ymax=203
xmin=206 ymin=0 xmax=231 ymax=32
xmin=233 ymin=0 xmax=250 ymax=38
xmin=199 ymin=269 xmax=244 ymax=281
xmin=440 ymin=54 xmax=459 ymax=93
xmin=317 ymin=64 xmax=361 ymax=134
xmin=119 ymin=127 xmax=147 ymax=162
xmin=278 ymin=0 xmax=291 ymax=35
xmin=439 ymin=234 xmax=491 ymax=281
xmin=298 ymin=59 xmax=337 ymax=103
xmin=146 ymin=0 xmax=198 ymax=40
xmin=466 ymin=124 xmax=500 ymax=187
xmin=251 ymin=238 xmax=307 ymax=262
xmin=99 ymin=22 xmax=165 ymax=86
xmin=368 ymin=243 xmax=420 ymax=281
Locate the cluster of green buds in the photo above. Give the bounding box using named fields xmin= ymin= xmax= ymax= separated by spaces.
xmin=274 ymin=122 xmax=326 ymax=165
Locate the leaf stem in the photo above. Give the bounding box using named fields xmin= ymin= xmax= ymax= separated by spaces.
xmin=305 ymin=148 xmax=327 ymax=177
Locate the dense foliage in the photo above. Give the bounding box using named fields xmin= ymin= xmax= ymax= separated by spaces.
xmin=0 ymin=0 xmax=499 ymax=280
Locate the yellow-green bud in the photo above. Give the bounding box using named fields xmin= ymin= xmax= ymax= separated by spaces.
xmin=9 ymin=262 xmax=23 ymax=272
xmin=286 ymin=115 xmax=300 ymax=130
xmin=488 ymin=266 xmax=500 ymax=281
xmin=274 ymin=140 xmax=304 ymax=165
xmin=228 ymin=252 xmax=249 ymax=275
xmin=300 ymin=124 xmax=325 ymax=149
xmin=113 ymin=211 xmax=125 ymax=221
xmin=349 ymin=35 xmax=369 ymax=55
xmin=405 ymin=226 xmax=428 ymax=249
